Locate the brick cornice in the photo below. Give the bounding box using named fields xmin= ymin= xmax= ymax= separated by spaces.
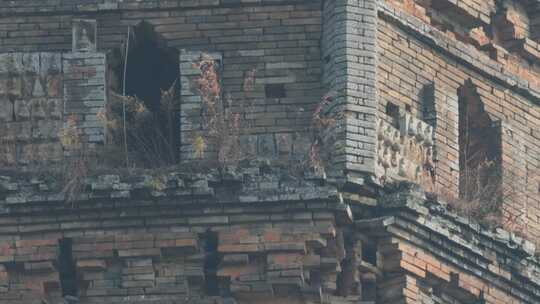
xmin=378 ymin=2 xmax=540 ymax=107
xmin=366 ymin=183 xmax=540 ymax=304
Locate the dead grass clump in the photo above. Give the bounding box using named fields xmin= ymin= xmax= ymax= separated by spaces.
xmin=190 ymin=55 xmax=257 ymax=166
xmin=102 ymin=80 xmax=179 ymax=168
xmin=437 ymin=159 xmax=525 ymax=231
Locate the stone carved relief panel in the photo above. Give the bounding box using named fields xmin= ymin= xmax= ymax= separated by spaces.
xmin=376 ymin=112 xmax=435 ymax=190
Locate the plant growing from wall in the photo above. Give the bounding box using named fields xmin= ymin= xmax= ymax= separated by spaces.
xmin=58 ymin=115 xmax=89 ymax=204
xmin=189 ymin=53 xmax=339 ymax=175
xmin=190 ymin=55 xmax=253 ymax=167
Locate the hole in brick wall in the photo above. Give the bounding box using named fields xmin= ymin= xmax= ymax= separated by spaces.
xmin=58 ymin=238 xmax=77 ymax=297
xmin=265 ymin=84 xmax=286 ymax=98
xmin=361 ymin=240 xmax=377 ymax=266
xmin=458 ymin=80 xmax=502 ymax=201
xmin=385 ymin=101 xmax=400 ymax=128
xmin=108 ymin=20 xmax=181 ymax=165
xmin=201 ymin=230 xmax=222 ymax=296
xmin=421 ymin=83 xmax=436 ymax=125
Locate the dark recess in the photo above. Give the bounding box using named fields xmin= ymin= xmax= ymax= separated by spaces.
xmin=201 ymin=230 xmax=223 ymax=296
xmin=58 ymin=238 xmax=77 ymax=297
xmin=265 ymin=84 xmax=286 ymax=98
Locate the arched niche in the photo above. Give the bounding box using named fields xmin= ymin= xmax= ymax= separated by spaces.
xmin=458 ymin=79 xmax=502 ymax=201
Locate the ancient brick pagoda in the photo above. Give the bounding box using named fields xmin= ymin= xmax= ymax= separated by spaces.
xmin=1 ymin=0 xmax=540 ymax=303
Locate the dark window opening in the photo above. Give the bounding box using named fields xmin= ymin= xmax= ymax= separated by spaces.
xmin=265 ymin=84 xmax=286 ymax=98
xmin=58 ymin=238 xmax=77 ymax=297
xmin=458 ymin=80 xmax=502 ymax=202
xmin=108 ymin=21 xmax=180 ymax=166
xmin=122 ymin=21 xmax=179 ymax=112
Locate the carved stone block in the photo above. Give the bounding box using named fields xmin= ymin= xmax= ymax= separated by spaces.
xmin=376 ymin=112 xmax=435 ymax=188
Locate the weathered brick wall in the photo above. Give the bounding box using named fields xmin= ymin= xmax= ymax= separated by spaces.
xmin=0 ymin=53 xmax=63 ymax=168
xmin=377 ymin=1 xmax=540 ymax=244
xmin=0 ymin=168 xmax=349 ymax=304
xmin=373 ymin=183 xmax=540 ymax=304
xmin=0 ymin=51 xmax=107 ymax=168
xmin=1 ymin=172 xmax=539 ymax=304
xmin=0 ymin=1 xmax=325 ymax=163
xmin=62 ymin=52 xmax=107 ymax=146
xmin=320 ymin=0 xmax=379 ymax=184
xmin=1 ymin=1 xmax=540 ymax=303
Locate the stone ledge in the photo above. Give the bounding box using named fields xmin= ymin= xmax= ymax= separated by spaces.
xmin=0 ymin=163 xmax=340 ymax=209
xmin=372 ymin=181 xmax=540 ymax=303
xmin=378 ymin=182 xmax=537 ymax=258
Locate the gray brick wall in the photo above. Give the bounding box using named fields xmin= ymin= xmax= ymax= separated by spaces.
xmin=0 ymin=51 xmax=107 ymax=168
xmin=62 ymin=52 xmax=107 ymax=145
xmin=179 ymin=50 xmax=223 ymax=161
xmin=322 ymin=0 xmax=379 ymax=184
xmin=0 ymin=53 xmax=64 ymax=167
xmin=0 ymin=1 xmax=326 ymax=164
